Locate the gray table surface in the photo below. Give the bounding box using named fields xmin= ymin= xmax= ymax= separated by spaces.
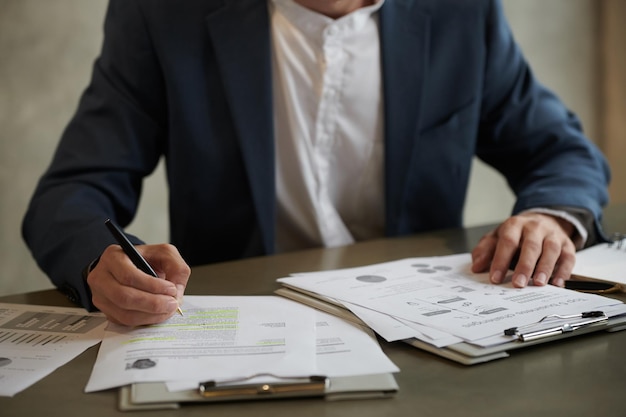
xmin=3 ymin=208 xmax=626 ymax=417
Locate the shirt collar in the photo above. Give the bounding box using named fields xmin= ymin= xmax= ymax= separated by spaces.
xmin=271 ymin=0 xmax=385 ymax=42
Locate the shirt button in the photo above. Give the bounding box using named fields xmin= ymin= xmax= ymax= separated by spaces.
xmin=325 ymin=47 xmax=340 ymax=61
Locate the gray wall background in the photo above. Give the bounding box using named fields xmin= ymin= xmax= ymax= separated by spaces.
xmin=0 ymin=0 xmax=601 ymax=296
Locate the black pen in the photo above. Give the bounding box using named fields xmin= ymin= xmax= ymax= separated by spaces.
xmin=104 ymin=219 xmax=183 ymax=316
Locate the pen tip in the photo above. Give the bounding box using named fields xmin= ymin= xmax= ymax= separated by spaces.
xmin=177 ymin=306 xmax=184 ymax=316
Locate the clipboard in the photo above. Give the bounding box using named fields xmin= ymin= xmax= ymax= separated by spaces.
xmin=118 ymin=373 xmax=398 ymax=410
xmin=275 ymin=287 xmax=626 ymax=366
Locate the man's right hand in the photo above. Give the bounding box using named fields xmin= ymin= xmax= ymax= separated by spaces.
xmin=86 ymin=243 xmax=190 ymax=326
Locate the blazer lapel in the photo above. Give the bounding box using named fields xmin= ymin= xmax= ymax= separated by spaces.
xmin=379 ymin=0 xmax=431 ymax=235
xmin=205 ymin=0 xmax=275 ymax=252
xmin=204 ymin=0 xmax=432 ymax=244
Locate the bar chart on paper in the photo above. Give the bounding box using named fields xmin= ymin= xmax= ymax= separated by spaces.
xmin=0 ymin=304 xmax=107 ymax=397
xmin=0 ymin=311 xmax=104 ymax=348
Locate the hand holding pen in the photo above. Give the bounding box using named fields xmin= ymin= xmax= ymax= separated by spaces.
xmin=105 ymin=219 xmax=184 ymax=317
xmin=84 ymin=219 xmax=190 ymax=326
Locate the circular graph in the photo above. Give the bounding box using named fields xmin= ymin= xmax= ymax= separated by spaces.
xmin=356 ymin=275 xmax=387 ymax=283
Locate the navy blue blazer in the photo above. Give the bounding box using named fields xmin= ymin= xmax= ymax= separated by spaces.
xmin=23 ymin=0 xmax=610 ymax=309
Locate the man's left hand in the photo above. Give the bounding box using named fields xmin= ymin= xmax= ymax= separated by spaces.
xmin=471 ymin=212 xmax=577 ymax=288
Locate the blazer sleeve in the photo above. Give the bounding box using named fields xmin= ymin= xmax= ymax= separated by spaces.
xmin=476 ymin=0 xmax=610 ymax=240
xmin=21 ymin=0 xmax=166 ymax=310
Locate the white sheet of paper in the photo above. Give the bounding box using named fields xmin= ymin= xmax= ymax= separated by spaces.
xmin=85 ymin=296 xmax=317 ymax=392
xmin=166 ymin=309 xmax=399 ymax=392
xmin=573 ymin=239 xmax=626 ymax=285
xmin=313 ymin=309 xmax=399 ymax=377
xmin=393 ymin=317 xmax=464 ymax=347
xmin=0 ymin=303 xmax=107 ymax=397
xmin=341 ymin=301 xmax=463 ymax=347
xmin=279 ymin=254 xmax=623 ymax=342
xmin=340 ymin=301 xmax=420 ymax=342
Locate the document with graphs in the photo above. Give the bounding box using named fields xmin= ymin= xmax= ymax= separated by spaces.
xmin=86 ymin=295 xmax=398 ymax=395
xmin=277 ymin=254 xmax=626 ymax=345
xmin=86 ymin=296 xmax=317 ymax=393
xmin=0 ymin=303 xmax=107 ymax=397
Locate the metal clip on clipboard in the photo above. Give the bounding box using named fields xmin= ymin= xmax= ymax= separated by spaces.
xmin=504 ymin=311 xmax=608 ymax=342
xmin=198 ymin=375 xmax=329 ymax=401
xmin=119 ymin=373 xmax=397 ymax=410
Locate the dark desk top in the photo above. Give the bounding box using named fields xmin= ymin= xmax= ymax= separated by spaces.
xmin=3 ymin=208 xmax=626 ymax=417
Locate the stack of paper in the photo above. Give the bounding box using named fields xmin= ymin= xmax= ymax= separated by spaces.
xmin=571 ymin=237 xmax=626 ymax=290
xmin=85 ymin=296 xmax=399 ymax=396
xmin=276 ymin=254 xmax=626 ymax=357
xmin=0 ymin=303 xmax=107 ymax=397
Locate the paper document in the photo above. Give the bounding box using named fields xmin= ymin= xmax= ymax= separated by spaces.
xmin=165 ymin=308 xmax=399 ymax=392
xmin=0 ymin=303 xmax=107 ymax=397
xmin=86 ymin=296 xmax=320 ymax=392
xmin=278 ymin=254 xmax=623 ymax=345
xmin=312 ymin=309 xmax=398 ymax=377
xmin=572 ymin=238 xmax=626 ymax=286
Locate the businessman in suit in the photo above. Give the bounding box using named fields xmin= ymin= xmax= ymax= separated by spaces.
xmin=23 ymin=0 xmax=610 ymax=326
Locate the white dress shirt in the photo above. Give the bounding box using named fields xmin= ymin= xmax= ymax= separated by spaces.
xmin=269 ymin=0 xmax=587 ymax=252
xmin=271 ymin=0 xmax=386 ymax=252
